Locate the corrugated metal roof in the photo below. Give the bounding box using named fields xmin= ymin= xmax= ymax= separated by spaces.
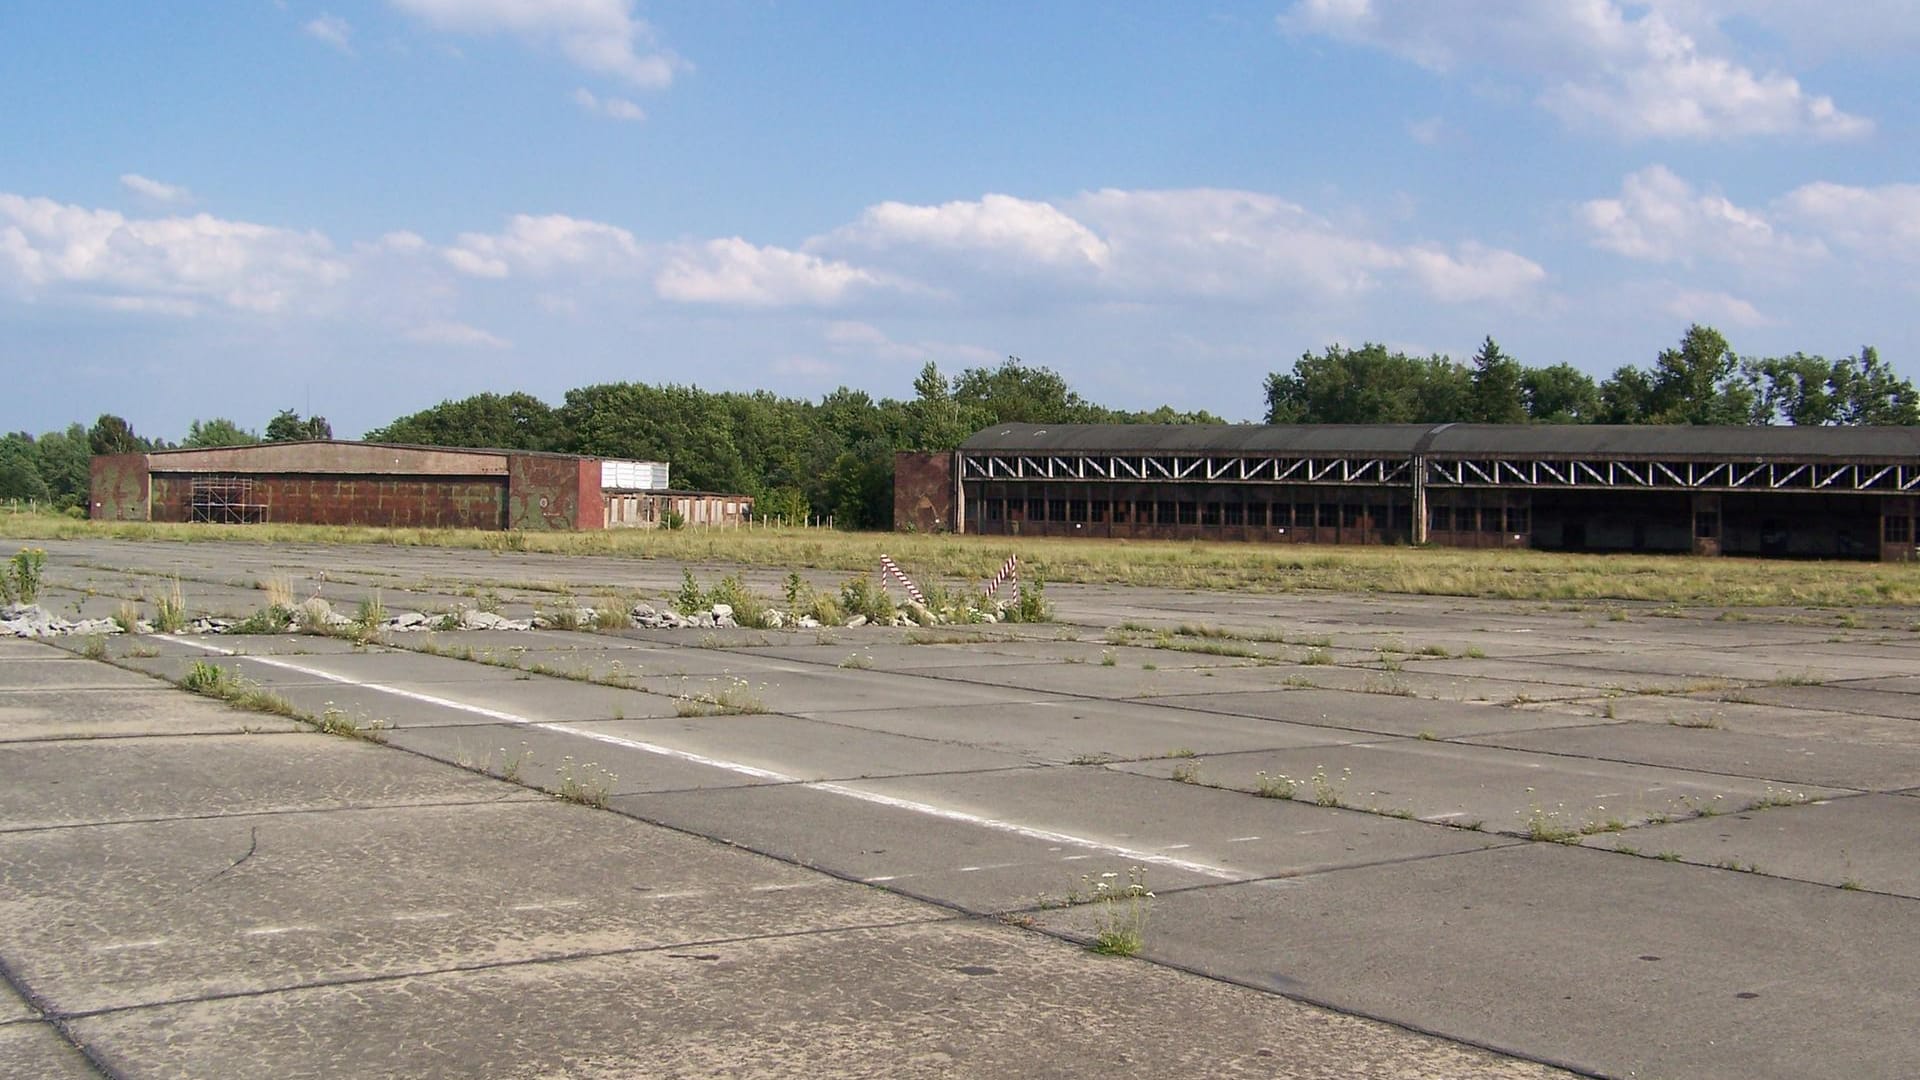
xmin=961 ymin=423 xmax=1920 ymax=460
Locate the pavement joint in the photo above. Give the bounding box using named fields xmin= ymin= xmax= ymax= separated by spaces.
xmin=0 ymin=793 xmax=541 ymax=836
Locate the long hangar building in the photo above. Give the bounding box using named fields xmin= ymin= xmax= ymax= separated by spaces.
xmin=894 ymin=423 xmax=1920 ymax=561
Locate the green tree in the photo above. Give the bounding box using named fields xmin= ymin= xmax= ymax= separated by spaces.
xmin=1519 ymin=364 xmax=1599 ymax=423
xmin=1596 ymin=365 xmax=1655 ymax=424
xmin=0 ymin=434 xmax=49 ymax=503
xmin=951 ymin=356 xmax=1101 ymax=427
xmin=1467 ymin=336 xmax=1528 ymax=424
xmin=32 ymin=424 xmax=92 ymax=507
xmin=1837 ymin=346 xmax=1920 ymax=425
xmin=265 ymin=410 xmax=333 ymax=441
xmin=87 ymin=414 xmax=143 ymax=456
xmin=1646 ymin=324 xmax=1755 ymax=425
xmin=1264 ymin=344 xmax=1471 ymax=423
xmin=183 ymin=418 xmax=261 ymax=448
xmin=902 ymin=362 xmax=973 ymax=451
xmin=365 ymin=392 xmax=561 ymax=449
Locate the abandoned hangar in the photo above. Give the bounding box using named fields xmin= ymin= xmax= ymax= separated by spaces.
xmin=89 ymin=442 xmax=752 ymax=531
xmin=894 ymin=423 xmax=1920 ymax=561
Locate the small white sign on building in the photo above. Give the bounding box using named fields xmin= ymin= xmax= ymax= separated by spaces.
xmin=601 ymin=459 xmax=670 ymax=491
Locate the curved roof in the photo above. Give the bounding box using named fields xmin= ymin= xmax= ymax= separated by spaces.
xmin=961 ymin=423 xmax=1920 ymax=460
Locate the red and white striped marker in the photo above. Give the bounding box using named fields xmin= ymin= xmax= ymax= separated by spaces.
xmin=983 ymin=555 xmax=1019 ymax=598
xmin=878 ymin=555 xmax=927 ymax=606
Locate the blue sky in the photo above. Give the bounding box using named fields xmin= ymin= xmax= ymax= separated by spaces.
xmin=3 ymin=1 xmax=1917 ymax=439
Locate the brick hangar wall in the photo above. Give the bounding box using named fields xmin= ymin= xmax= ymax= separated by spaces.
xmin=892 ymin=451 xmax=955 ymax=533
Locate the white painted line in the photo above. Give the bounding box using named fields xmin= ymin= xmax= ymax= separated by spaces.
xmin=241 ymin=926 xmax=310 ymax=937
xmin=170 ymin=638 xmax=1243 ymax=882
xmin=1226 ymin=835 xmax=1262 ymax=843
xmin=390 ymin=910 xmax=458 ymax=922
xmin=93 ymin=939 xmax=167 ymax=952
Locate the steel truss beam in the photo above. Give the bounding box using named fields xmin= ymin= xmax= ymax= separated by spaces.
xmin=960 ymin=452 xmax=1411 ymax=485
xmin=959 ymin=450 xmax=1920 ymax=494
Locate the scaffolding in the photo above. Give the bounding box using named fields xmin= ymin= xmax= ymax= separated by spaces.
xmin=189 ymin=476 xmax=269 ymax=524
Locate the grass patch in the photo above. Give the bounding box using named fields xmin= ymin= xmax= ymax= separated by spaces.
xmin=16 ymin=513 xmax=1920 ymax=607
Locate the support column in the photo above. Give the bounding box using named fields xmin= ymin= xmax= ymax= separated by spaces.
xmin=1411 ymin=454 xmax=1429 ymax=545
xmin=1691 ymin=493 xmax=1722 ymax=556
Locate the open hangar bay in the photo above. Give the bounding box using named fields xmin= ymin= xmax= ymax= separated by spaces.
xmin=897 ymin=422 xmax=1920 ymax=561
xmin=4 ymin=538 xmax=1920 ymax=1078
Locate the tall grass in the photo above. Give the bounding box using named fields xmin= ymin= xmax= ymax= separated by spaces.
xmin=3 ymin=511 xmax=1916 ymax=607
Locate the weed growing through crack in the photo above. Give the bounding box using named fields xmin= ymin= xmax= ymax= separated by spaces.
xmin=0 ymin=548 xmax=46 ymax=605
xmin=317 ymin=704 xmax=388 ymax=743
xmin=554 ymin=755 xmax=617 ymax=808
xmin=182 ymin=660 xmax=240 ymax=697
xmin=1169 ymin=761 xmax=1201 ymax=784
xmin=1462 ymin=645 xmax=1487 ymax=659
xmin=1085 ymin=867 xmax=1153 ymax=957
xmin=113 ymin=601 xmax=142 ymax=634
xmin=80 ymin=634 xmax=107 ymax=660
xmin=675 ymin=676 xmax=768 ymax=716
xmin=1255 ymin=771 xmax=1296 ymax=799
xmin=354 ymin=590 xmax=386 ymax=640
xmin=1100 ymin=649 xmax=1117 ymax=666
xmin=838 ymin=652 xmax=873 ymax=670
xmin=1302 ymin=648 xmax=1334 ymax=666
xmin=153 ymin=578 xmax=188 ymax=633
xmin=1310 ymin=765 xmax=1350 ymax=807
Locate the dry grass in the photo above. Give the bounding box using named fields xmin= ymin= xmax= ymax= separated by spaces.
xmin=7 ymin=511 xmax=1919 ymax=607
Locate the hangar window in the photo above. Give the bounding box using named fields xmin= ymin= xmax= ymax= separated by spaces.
xmin=1049 ymin=499 xmax=1067 ymax=522
xmin=1201 ymin=502 xmax=1221 ymax=526
xmin=1341 ymin=503 xmax=1362 ymax=529
xmin=1090 ymin=500 xmax=1107 ymax=523
xmin=1027 ymin=498 xmax=1045 ymax=521
xmin=986 ymin=499 xmax=1003 ymax=521
xmin=1505 ymin=507 xmax=1530 ymax=534
xmin=1157 ymin=500 xmax=1176 ymax=524
xmin=1068 ymin=499 xmax=1087 ymax=522
xmin=1224 ymin=502 xmax=1245 ymax=526
xmin=1430 ymin=506 xmax=1452 ymax=532
xmin=1112 ymin=501 xmax=1130 ymax=524
xmin=1887 ymin=515 xmax=1912 ymax=543
xmin=1318 ymin=503 xmax=1339 ymax=529
xmin=1177 ymin=501 xmax=1198 ymax=525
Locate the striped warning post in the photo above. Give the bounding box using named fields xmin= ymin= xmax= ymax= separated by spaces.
xmin=983 ymin=555 xmax=1019 ymax=598
xmin=878 ymin=554 xmax=927 ymax=606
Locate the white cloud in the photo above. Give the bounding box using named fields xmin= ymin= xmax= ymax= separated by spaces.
xmin=1578 ymin=165 xmax=1818 ymax=264
xmin=443 ymin=213 xmax=641 ymax=278
xmin=571 ymin=87 xmax=645 ymax=122
xmin=303 ymin=13 xmax=353 ymax=53
xmin=1775 ymin=182 xmax=1920 ymax=261
xmin=808 ymin=187 xmax=1547 ymax=309
xmin=820 ymin=320 xmax=998 ymax=367
xmin=1281 ymin=0 xmax=1869 ymax=139
xmin=390 ymin=0 xmax=684 ymax=87
xmin=0 ymin=193 xmax=347 ymax=314
xmin=1661 ymin=288 xmax=1774 ymax=327
xmin=1401 ymin=243 xmax=1548 ymax=303
xmin=655 ymin=238 xmax=880 ymax=307
xmin=830 ymin=194 xmax=1110 ymax=271
xmin=119 ymin=173 xmax=192 ymax=206
xmin=404 ymin=320 xmax=511 ymax=348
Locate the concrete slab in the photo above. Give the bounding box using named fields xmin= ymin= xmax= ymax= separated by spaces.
xmin=1464 ymin=721 xmax=1920 ymax=791
xmin=475 ymin=643 xmax=767 ymax=679
xmin=0 ymin=734 xmax=534 ymax=831
xmin=0 ymin=800 xmax=932 ymax=1016
xmin=1036 ymin=843 xmax=1920 ymax=1080
xmin=633 ymin=665 xmax=1053 ymax=714
xmin=1168 ymin=688 xmax=1610 ymax=739
xmin=900 ymin=659 xmax=1302 ymax=700
xmin=0 ymin=977 xmax=33 ymax=1024
xmin=1722 ymin=683 xmax=1920 ymax=721
xmin=842 ymin=767 xmax=1508 ymax=880
xmin=0 ymin=689 xmax=306 ymax=742
xmin=1536 ymin=692 xmax=1920 ymax=747
xmin=1113 ymin=737 xmax=1843 ymax=834
xmin=0 ymin=657 xmax=172 ymax=692
xmin=614 ymin=781 xmax=1234 ymax=912
xmin=1414 ymin=656 xmax=1738 ymax=694
xmin=1620 ymin=794 xmax=1920 ymax=897
xmin=789 ymin=698 xmax=1370 ymax=763
xmin=68 ymin=919 xmax=1575 ymax=1080
xmin=1530 ymin=646 xmax=1901 ymax=684
xmin=383 ymin=720 xmax=776 ymax=795
xmin=0 ymin=639 xmax=80 ymax=659
xmin=0 ymin=1022 xmax=98 ymax=1079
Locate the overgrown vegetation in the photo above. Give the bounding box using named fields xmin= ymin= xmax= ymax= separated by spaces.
xmin=0 ymin=547 xmax=45 ymax=605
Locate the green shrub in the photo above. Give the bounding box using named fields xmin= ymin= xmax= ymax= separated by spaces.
xmin=1004 ymin=572 xmax=1053 ymax=624
xmin=2 ymin=548 xmax=46 ymax=605
xmin=675 ymin=568 xmax=705 ymax=615
xmin=839 ymin=574 xmax=895 ymax=624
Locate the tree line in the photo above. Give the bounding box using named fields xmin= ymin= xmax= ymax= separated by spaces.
xmin=0 ymin=409 xmax=333 ymax=510
xmin=1265 ymin=325 xmax=1917 ymax=426
xmin=6 ymin=327 xmax=1913 ymax=527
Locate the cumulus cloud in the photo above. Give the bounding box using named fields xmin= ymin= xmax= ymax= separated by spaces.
xmin=655 ymin=238 xmax=880 ymax=307
xmin=0 ymin=193 xmax=347 ymax=314
xmin=571 ymin=87 xmax=645 ymax=122
xmin=404 ymin=320 xmax=511 ymax=348
xmin=1661 ymin=288 xmax=1774 ymax=327
xmin=119 ymin=173 xmax=192 ymax=206
xmin=830 ymin=194 xmax=1111 ymax=271
xmin=1775 ymin=182 xmax=1920 ymax=261
xmin=1280 ymin=0 xmax=1869 ymax=139
xmin=303 ymin=13 xmax=353 ymax=53
xmin=390 ymin=0 xmax=684 ymax=87
xmin=443 ymin=213 xmax=641 ymax=278
xmin=1578 ymin=165 xmax=1819 ymax=264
